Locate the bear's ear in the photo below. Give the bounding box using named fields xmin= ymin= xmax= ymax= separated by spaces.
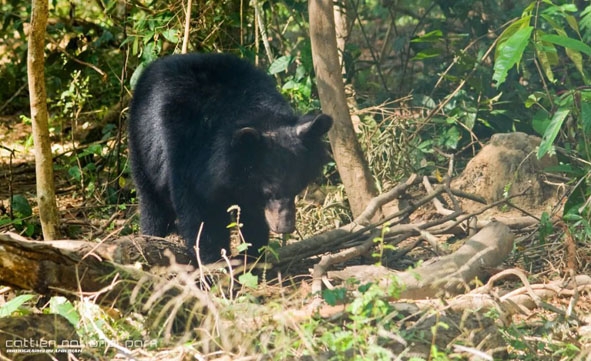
xmin=296 ymin=113 xmax=333 ymax=139
xmin=231 ymin=127 xmax=262 ymax=149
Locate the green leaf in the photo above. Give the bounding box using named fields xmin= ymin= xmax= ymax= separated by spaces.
xmin=532 ymin=109 xmax=551 ymax=136
xmin=87 ymin=144 xmax=103 ymax=155
xmin=11 ymin=194 xmax=32 ymax=218
xmin=581 ymin=5 xmax=591 ymax=32
xmin=69 ymin=166 xmax=82 ymax=181
xmin=0 ymin=294 xmax=34 ymax=317
xmin=49 ymin=297 xmax=80 ymax=326
xmin=118 ymin=176 xmax=127 ymax=189
xmin=298 ymin=38 xmax=314 ymax=74
xmin=410 ymin=30 xmax=443 ymax=43
xmin=132 ymin=36 xmax=139 ymax=56
xmin=534 ymin=31 xmax=558 ymax=83
xmin=538 ymin=212 xmax=553 ymax=244
xmin=24 ymin=223 xmax=35 ymax=237
xmin=238 ymin=272 xmax=258 ymax=289
xmin=443 ymin=126 xmax=461 ymax=150
xmin=563 ymin=178 xmax=587 ymax=218
xmin=525 ymin=92 xmax=545 ymax=108
xmin=493 ymin=26 xmax=533 ymax=87
xmin=565 ymin=47 xmax=585 ymax=79
xmin=141 ymin=42 xmax=159 ymax=63
xmin=130 ymin=62 xmax=146 ymax=90
xmin=412 ymin=48 xmax=442 ymax=60
xmin=322 ymin=287 xmax=347 ymax=306
xmin=540 ymin=34 xmax=591 ymax=55
xmin=494 ymin=16 xmax=532 ymax=60
xmin=268 ymin=55 xmax=293 ymax=75
xmin=161 ymin=29 xmax=179 ymax=43
xmin=235 ymin=242 xmax=251 ymax=253
xmin=226 ymin=222 xmax=238 ymax=229
xmin=461 ymin=110 xmax=476 ymax=130
xmin=538 ymin=106 xmax=570 ymax=158
xmin=565 ymin=15 xmax=580 ymax=35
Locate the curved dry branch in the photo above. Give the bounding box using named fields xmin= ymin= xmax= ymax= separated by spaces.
xmin=326 ymin=222 xmax=514 ymax=299
xmin=396 ymin=221 xmax=514 ymax=298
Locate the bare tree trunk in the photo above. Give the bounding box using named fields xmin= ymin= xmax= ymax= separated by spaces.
xmin=309 ymin=0 xmax=379 ymax=219
xmin=27 ymin=0 xmax=60 ymax=239
xmin=333 ymin=1 xmax=349 ymax=69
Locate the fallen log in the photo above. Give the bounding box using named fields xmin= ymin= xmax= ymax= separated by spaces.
xmin=0 ymin=232 xmax=211 ymax=337
xmin=328 ymin=221 xmax=515 ymax=299
xmin=397 ymin=221 xmax=514 ymax=298
xmin=0 ymin=233 xmax=194 ymax=305
xmin=0 ymin=232 xmax=137 ymax=308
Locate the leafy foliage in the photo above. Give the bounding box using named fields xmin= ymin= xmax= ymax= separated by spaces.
xmin=489 ymin=1 xmax=591 ymax=240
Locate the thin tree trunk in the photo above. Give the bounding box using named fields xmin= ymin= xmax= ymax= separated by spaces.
xmin=309 ymin=0 xmax=379 ymax=219
xmin=333 ymin=1 xmax=349 ymax=69
xmin=27 ymin=0 xmax=60 ymax=239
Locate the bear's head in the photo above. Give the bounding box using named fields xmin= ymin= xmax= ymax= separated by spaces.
xmin=231 ymin=113 xmax=333 ymax=234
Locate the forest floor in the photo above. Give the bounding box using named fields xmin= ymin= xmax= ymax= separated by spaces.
xmin=1 ymin=118 xmax=591 ymax=360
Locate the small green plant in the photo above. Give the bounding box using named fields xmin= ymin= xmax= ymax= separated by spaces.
xmin=54 ymin=70 xmax=92 ymax=126
xmin=322 ymin=287 xmax=348 ymax=306
xmin=226 ymin=205 xmax=260 ymax=290
xmin=1 ymin=194 xmax=38 ymax=236
xmin=372 ymin=222 xmax=394 ymax=266
xmin=47 ymin=296 xmax=80 ymax=326
xmin=538 ymin=211 xmax=554 ymax=244
xmin=314 ymin=282 xmax=402 ymax=360
xmin=52 ymin=70 xmax=99 ymax=196
xmin=429 ymin=321 xmax=452 ymax=361
xmin=501 ymin=321 xmax=581 ymax=360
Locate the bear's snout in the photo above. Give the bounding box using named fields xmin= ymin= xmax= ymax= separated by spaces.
xmin=265 ymin=199 xmax=296 ymax=234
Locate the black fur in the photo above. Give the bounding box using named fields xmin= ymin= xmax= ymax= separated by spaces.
xmin=128 ymin=53 xmax=332 ymax=262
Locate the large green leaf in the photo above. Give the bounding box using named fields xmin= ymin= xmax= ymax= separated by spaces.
xmin=493 ymin=25 xmax=533 ymax=87
xmin=540 ymin=34 xmax=591 ymax=55
xmin=581 ymin=5 xmax=591 ymax=32
xmin=540 ymin=31 xmax=590 ymax=80
xmin=534 ymin=30 xmax=559 ymax=83
xmin=0 ymin=294 xmax=34 ymax=317
xmin=268 ymin=55 xmax=293 ymax=75
xmin=537 ymin=106 xmax=570 ymax=159
xmin=494 ymin=16 xmax=532 ymax=60
xmin=50 ymin=297 xmax=80 ymax=326
xmin=11 ymin=194 xmax=32 ymax=218
xmin=410 ymin=30 xmax=443 ymax=43
xmin=238 ymin=272 xmax=258 ymax=289
xmin=565 ymin=14 xmax=580 ymax=35
xmin=565 ymin=46 xmax=585 ymax=79
xmin=532 ymin=109 xmax=551 ymax=136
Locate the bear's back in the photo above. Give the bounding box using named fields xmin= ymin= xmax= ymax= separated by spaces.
xmin=131 ymin=53 xmax=294 ymax=132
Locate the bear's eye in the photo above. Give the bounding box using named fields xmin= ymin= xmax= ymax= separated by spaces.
xmin=262 ymin=189 xmax=274 ymax=200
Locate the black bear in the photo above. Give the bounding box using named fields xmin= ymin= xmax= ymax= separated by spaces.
xmin=127 ymin=53 xmax=332 ymax=263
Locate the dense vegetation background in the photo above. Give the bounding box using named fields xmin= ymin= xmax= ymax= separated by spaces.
xmin=1 ymin=0 xmax=591 ymax=359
